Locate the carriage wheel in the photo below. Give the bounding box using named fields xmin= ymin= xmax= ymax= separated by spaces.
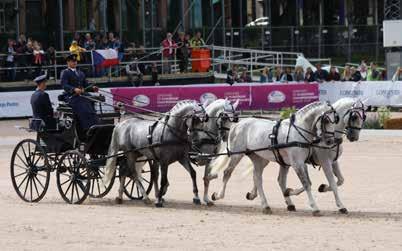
xmin=122 ymin=159 xmax=154 ymax=200
xmin=87 ymin=155 xmax=115 ymax=198
xmin=56 ymin=150 xmax=90 ymax=204
xmin=10 ymin=139 xmax=50 ymax=203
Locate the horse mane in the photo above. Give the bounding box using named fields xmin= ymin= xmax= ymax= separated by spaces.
xmin=170 ymin=99 xmax=198 ymax=115
xmin=206 ymin=99 xmax=227 ymax=115
xmin=295 ymin=101 xmax=327 ymax=119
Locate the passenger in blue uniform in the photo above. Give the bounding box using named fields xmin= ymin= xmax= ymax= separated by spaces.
xmin=30 ymin=74 xmax=57 ymax=130
xmin=60 ymin=54 xmax=99 ymax=131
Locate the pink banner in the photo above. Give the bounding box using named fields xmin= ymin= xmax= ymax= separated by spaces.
xmin=111 ymin=83 xmax=318 ymax=112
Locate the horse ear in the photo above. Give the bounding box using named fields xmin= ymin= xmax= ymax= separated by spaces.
xmin=232 ymin=99 xmax=240 ymax=110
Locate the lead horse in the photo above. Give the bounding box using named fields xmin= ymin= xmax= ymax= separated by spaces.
xmin=103 ymin=100 xmax=209 ymax=207
xmin=209 ymin=101 xmax=338 ymax=215
xmin=267 ymin=98 xmax=366 ymax=214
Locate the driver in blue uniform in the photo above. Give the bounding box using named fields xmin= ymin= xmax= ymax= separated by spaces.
xmin=60 ymin=54 xmax=99 ymax=132
xmin=30 ymin=74 xmax=57 ymax=130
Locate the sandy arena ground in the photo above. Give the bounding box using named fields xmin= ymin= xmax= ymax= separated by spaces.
xmin=0 ymin=119 xmax=402 ymax=250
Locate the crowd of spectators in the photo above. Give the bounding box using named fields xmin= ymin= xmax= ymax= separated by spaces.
xmin=240 ymin=60 xmax=391 ymax=85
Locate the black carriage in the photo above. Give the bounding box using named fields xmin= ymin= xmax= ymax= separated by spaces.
xmin=10 ymin=95 xmax=153 ymax=204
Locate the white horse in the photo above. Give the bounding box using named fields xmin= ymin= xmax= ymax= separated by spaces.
xmin=103 ymin=100 xmax=209 ymax=207
xmin=264 ymin=98 xmax=365 ymax=214
xmin=190 ymin=98 xmax=239 ymax=206
xmin=209 ymin=101 xmax=338 ymax=215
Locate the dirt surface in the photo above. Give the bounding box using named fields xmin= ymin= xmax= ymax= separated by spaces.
xmin=0 ymin=120 xmax=402 ymax=250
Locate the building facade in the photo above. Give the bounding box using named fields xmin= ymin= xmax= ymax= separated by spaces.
xmin=0 ymin=0 xmax=396 ymax=62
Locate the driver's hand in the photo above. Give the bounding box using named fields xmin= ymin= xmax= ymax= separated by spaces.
xmin=74 ymin=88 xmax=82 ymax=95
xmin=93 ymin=86 xmax=99 ymax=92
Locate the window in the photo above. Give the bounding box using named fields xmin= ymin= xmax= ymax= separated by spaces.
xmin=0 ymin=0 xmax=17 ymax=33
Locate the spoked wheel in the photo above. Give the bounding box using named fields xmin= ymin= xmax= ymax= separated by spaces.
xmin=122 ymin=159 xmax=154 ymax=200
xmin=56 ymin=150 xmax=90 ymax=204
xmin=87 ymin=155 xmax=115 ymax=198
xmin=10 ymin=139 xmax=50 ymax=202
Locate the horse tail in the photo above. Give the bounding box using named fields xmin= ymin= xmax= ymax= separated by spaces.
xmin=103 ymin=129 xmax=119 ymax=186
xmin=210 ymin=141 xmax=231 ymax=175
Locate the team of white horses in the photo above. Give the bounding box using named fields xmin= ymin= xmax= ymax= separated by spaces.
xmin=103 ymin=97 xmax=366 ymax=216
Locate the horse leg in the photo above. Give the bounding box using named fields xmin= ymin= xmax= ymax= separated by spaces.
xmin=246 ymin=185 xmax=258 ymax=201
xmin=320 ymin=160 xmax=348 ymax=214
xmin=155 ymin=164 xmax=168 ymax=207
xmin=318 ymin=161 xmax=344 ymax=192
xmin=277 ymin=165 xmax=296 ymax=211
xmin=211 ymin=154 xmax=243 ymax=201
xmin=116 ymin=175 xmax=126 ymax=204
xmin=178 ymin=158 xmax=201 ymax=205
xmin=203 ymin=162 xmax=214 ymax=206
xmin=134 ymin=162 xmax=152 ymax=205
xmin=293 ymin=163 xmax=320 ymax=216
xmin=249 ymin=154 xmax=271 ymax=214
xmin=151 ymin=161 xmax=160 ymax=199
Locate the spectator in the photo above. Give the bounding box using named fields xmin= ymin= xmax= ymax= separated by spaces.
xmin=280 ymin=67 xmax=294 ymax=82
xmin=326 ymin=66 xmax=341 ymax=81
xmin=89 ymin=18 xmax=96 ymax=32
xmin=126 ymin=59 xmax=143 ymax=87
xmin=15 ymin=34 xmax=28 ymax=79
xmin=190 ymin=31 xmax=206 ymax=48
xmin=313 ymin=63 xmax=328 ymax=82
xmin=260 ymin=67 xmax=272 ymax=83
xmin=380 ymin=69 xmax=387 ymax=81
xmin=69 ymin=40 xmax=86 ymax=61
xmin=84 ymin=33 xmax=96 ymax=51
xmin=32 ymin=41 xmax=45 ymax=75
xmin=304 ymin=67 xmax=315 ymax=82
xmin=239 ymin=71 xmax=252 ymax=82
xmin=45 ymin=46 xmax=56 ymax=77
xmin=108 ymin=32 xmax=116 ymax=48
xmin=73 ymin=32 xmax=84 ymax=47
xmin=273 ymin=67 xmax=283 ymax=82
xmin=151 ymin=63 xmax=159 ymax=85
xmin=99 ymin=36 xmax=109 ymax=49
xmin=350 ymin=67 xmax=362 ymax=82
xmin=359 ymin=60 xmax=368 ymax=80
xmin=226 ymin=65 xmax=239 ymax=85
xmin=294 ymin=66 xmax=304 ymax=82
xmin=367 ymin=62 xmax=380 ymax=81
xmin=112 ymin=35 xmax=124 ymax=60
xmin=94 ymin=33 xmax=103 ymax=49
xmin=342 ymin=65 xmax=352 ymax=81
xmin=161 ymin=32 xmax=177 ymax=74
xmin=392 ymin=67 xmax=402 ymax=81
xmin=176 ymin=32 xmax=190 ymax=73
xmin=5 ymin=39 xmax=16 ymax=81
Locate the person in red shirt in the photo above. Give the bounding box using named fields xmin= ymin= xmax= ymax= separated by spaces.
xmin=161 ymin=32 xmax=177 ymax=74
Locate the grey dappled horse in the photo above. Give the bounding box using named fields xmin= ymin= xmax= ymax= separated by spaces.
xmin=266 ymin=98 xmax=365 ymax=214
xmin=104 ymin=100 xmax=209 ymax=207
xmin=190 ymin=98 xmax=240 ymax=206
xmin=209 ymin=101 xmax=338 ymax=215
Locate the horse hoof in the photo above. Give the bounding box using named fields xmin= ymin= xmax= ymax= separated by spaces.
xmin=339 ymin=208 xmax=348 ymax=214
xmin=155 ymin=202 xmax=164 ymax=208
xmin=287 ymin=205 xmax=296 ymax=212
xmin=193 ymin=198 xmax=201 ymax=205
xmin=246 ymin=192 xmax=254 ymax=200
xmin=284 ymin=188 xmax=293 ymax=197
xmin=143 ymin=198 xmax=152 ymax=205
xmin=312 ymin=210 xmax=322 ymax=217
xmin=318 ymin=184 xmax=327 ymax=193
xmin=262 ymin=207 xmax=272 ymax=215
xmin=211 ymin=192 xmax=218 ymax=201
xmin=206 ymin=201 xmax=215 ymax=207
xmin=115 ymin=197 xmax=123 ymax=204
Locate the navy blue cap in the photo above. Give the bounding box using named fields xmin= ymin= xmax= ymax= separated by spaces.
xmin=33 ymin=74 xmax=47 ymax=84
xmin=66 ymin=54 xmax=78 ymax=61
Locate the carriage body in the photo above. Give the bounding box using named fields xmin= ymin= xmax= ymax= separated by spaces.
xmin=10 ymin=96 xmax=153 ymax=204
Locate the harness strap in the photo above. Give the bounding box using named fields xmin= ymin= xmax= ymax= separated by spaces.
xmin=270 ymin=120 xmax=290 ymax=167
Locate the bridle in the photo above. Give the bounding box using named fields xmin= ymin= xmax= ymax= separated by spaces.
xmin=343 ymin=106 xmax=366 ymax=131
xmin=286 ymin=104 xmax=339 ymax=145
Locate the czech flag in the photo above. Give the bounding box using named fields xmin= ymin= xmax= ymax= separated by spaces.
xmin=92 ymin=49 xmax=120 ymax=67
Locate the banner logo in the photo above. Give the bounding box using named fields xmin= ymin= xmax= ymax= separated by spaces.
xmin=200 ymin=92 xmax=217 ymax=103
xmin=132 ymin=94 xmax=150 ymax=107
xmin=267 ymin=91 xmax=286 ymax=103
